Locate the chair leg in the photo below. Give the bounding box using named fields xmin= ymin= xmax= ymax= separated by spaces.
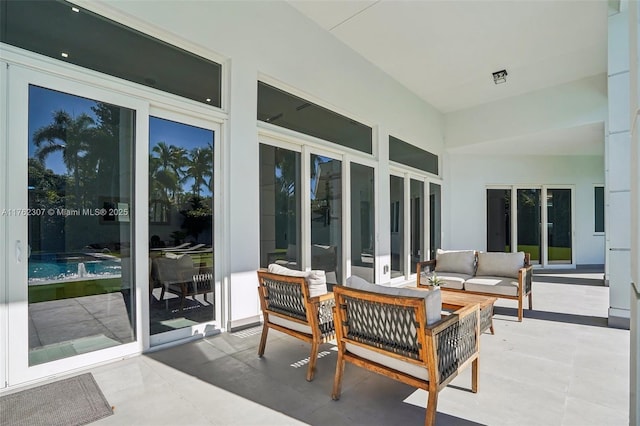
xmin=528 ymin=292 xmax=533 ymax=310
xmin=306 ymin=341 xmax=320 ymax=381
xmin=257 ymin=323 xmax=269 ymax=357
xmin=425 ymin=386 xmax=439 ymax=426
xmin=518 ymin=296 xmax=523 ymax=322
xmin=331 ymin=352 xmax=345 ymax=400
xmin=471 ymin=358 xmax=479 ymax=393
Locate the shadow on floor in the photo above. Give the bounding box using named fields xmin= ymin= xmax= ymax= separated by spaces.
xmin=494 ymin=306 xmax=609 ymax=328
xmin=532 ymin=275 xmax=604 ymax=286
xmin=145 ymin=328 xmax=484 ymax=426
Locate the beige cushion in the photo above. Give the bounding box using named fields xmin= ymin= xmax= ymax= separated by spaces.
xmin=267 ymin=263 xmax=328 ymax=297
xmin=345 ymin=276 xmax=442 ymax=326
xmin=419 ymin=272 xmax=470 ymax=290
xmin=476 ymin=252 xmax=524 ymax=279
xmin=434 ymin=249 xmax=476 ymax=275
xmin=346 ymin=343 xmax=428 ymax=381
xmin=464 ymin=276 xmax=519 ymax=297
xmin=269 ymin=314 xmax=312 ymax=335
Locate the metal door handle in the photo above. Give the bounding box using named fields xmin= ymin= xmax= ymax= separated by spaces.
xmin=16 ymin=240 xmax=22 ymax=263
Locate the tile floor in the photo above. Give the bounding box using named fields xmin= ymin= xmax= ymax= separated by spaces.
xmin=84 ymin=268 xmax=628 ymax=425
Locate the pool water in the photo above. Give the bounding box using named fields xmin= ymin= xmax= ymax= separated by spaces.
xmin=28 ymin=254 xmax=121 ymax=283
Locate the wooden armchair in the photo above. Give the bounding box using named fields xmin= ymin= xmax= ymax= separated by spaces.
xmin=256 ymin=270 xmax=336 ymax=381
xmin=331 ymin=285 xmax=480 ymax=426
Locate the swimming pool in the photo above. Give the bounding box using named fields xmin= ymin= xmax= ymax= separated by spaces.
xmin=28 ymin=253 xmax=121 ymax=284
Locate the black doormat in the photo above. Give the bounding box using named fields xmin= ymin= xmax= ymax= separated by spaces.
xmin=0 ymin=373 xmax=113 ymax=426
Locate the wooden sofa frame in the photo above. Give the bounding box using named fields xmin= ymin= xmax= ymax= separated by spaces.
xmin=331 ymin=285 xmax=480 ymax=426
xmin=416 ymin=252 xmax=533 ymax=321
xmin=256 ymin=270 xmax=335 ymax=381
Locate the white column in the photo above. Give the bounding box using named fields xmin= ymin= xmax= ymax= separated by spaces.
xmin=629 ymin=0 xmax=640 ymax=422
xmin=608 ymin=1 xmax=632 ymax=329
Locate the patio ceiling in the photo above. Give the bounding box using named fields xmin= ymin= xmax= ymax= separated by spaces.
xmin=288 ymin=0 xmax=610 ymax=156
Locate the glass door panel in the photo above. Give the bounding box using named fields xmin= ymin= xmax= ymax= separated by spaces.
xmin=390 ymin=175 xmax=405 ymax=277
xmin=487 ymin=189 xmax=511 ymax=252
xmin=27 ymin=85 xmax=135 ymax=365
xmin=429 ymin=183 xmax=441 ymax=259
xmin=410 ymin=179 xmax=424 ymax=274
xmin=517 ymin=189 xmax=541 ymax=263
xmin=310 ymin=154 xmax=342 ymax=286
xmin=259 ymin=144 xmax=301 ymax=269
xmin=350 ymin=163 xmax=375 ymax=282
xmin=547 ymin=189 xmax=572 ymax=263
xmin=148 ymin=117 xmax=214 ymax=336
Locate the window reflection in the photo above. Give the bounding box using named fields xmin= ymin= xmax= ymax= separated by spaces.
xmin=27 ymin=85 xmax=135 ymax=365
xmin=259 ymin=144 xmax=301 ymax=268
xmin=390 ymin=175 xmax=404 ymax=277
xmin=148 ymin=117 xmax=214 ymax=335
xmin=350 ymin=163 xmax=375 ymax=282
xmin=310 ymin=154 xmax=342 ymax=285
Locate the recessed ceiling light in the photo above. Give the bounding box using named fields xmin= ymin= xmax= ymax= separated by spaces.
xmin=492 ymin=69 xmax=508 ymax=84
xmin=61 ymin=52 xmax=69 ymax=58
xmin=71 ymin=7 xmax=80 ymax=13
xmin=206 ymin=98 xmax=212 ymax=102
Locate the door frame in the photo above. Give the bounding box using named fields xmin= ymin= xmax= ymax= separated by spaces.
xmin=147 ymin=107 xmax=223 ymax=348
xmin=5 ymin=64 xmax=147 ymax=385
xmin=486 ymin=184 xmax=576 ymax=268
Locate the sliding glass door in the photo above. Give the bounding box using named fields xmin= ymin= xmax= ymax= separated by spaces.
xmin=486 ymin=186 xmax=573 ymax=266
xmin=6 ymin=67 xmax=144 ymax=384
xmin=148 ymin=115 xmax=217 ymax=342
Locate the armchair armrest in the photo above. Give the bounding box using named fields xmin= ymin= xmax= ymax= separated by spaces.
xmin=518 ymin=265 xmax=533 ymax=295
xmin=428 ymin=304 xmax=479 ymax=384
xmin=309 ymin=292 xmax=336 ymax=337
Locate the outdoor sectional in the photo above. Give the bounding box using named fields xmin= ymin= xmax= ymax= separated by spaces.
xmin=416 ymin=250 xmax=533 ymax=321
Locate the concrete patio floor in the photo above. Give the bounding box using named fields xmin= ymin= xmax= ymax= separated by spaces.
xmin=86 ymin=268 xmax=628 ymax=426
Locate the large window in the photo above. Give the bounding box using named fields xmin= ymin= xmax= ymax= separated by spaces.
xmin=486 ymin=189 xmax=511 ymax=252
xmin=594 ymin=186 xmax=604 ymax=233
xmin=390 ymin=175 xmax=405 ymax=278
xmin=148 ymin=117 xmax=214 ymax=336
xmin=410 ymin=179 xmax=424 ymax=273
xmin=310 ymin=154 xmax=342 ymax=285
xmin=257 ymin=82 xmax=372 ymax=154
xmin=1 ymin=0 xmax=222 ymax=107
xmin=259 ymin=144 xmax=301 ymax=269
xmin=350 ymin=163 xmax=375 ymax=282
xmin=27 ymin=85 xmax=135 ymax=365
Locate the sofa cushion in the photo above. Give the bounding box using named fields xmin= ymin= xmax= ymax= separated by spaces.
xmin=464 ymin=276 xmax=519 ymax=297
xmin=475 ymin=252 xmax=525 ymax=279
xmin=434 ymin=249 xmax=476 ymax=276
xmin=345 ymin=276 xmax=442 ymax=326
xmin=419 ymin=272 xmax=469 ymax=290
xmin=267 ymin=264 xmax=328 ymax=297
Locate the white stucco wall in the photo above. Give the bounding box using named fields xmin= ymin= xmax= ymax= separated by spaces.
xmin=93 ymin=0 xmax=445 ymax=327
xmin=445 ymin=154 xmax=605 ymax=266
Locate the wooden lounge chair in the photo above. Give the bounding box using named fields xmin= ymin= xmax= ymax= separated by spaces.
xmin=331 ymin=285 xmax=480 ymax=426
xmin=256 ymin=269 xmax=336 ymax=381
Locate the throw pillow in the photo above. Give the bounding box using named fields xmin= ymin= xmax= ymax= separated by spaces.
xmin=475 ymin=251 xmax=525 ymax=279
xmin=434 ymin=249 xmax=476 ymax=275
xmin=267 ymin=263 xmax=328 ymax=297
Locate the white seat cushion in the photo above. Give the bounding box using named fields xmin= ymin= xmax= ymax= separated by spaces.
xmin=464 ymin=276 xmax=519 ymax=297
xmin=346 ymin=342 xmax=428 ymax=381
xmin=420 ymin=272 xmax=470 ymax=290
xmin=269 ymin=314 xmax=312 ymax=335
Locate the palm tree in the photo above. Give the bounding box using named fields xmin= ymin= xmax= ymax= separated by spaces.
xmin=32 ymin=110 xmax=95 ymax=207
xmin=152 ymin=142 xmax=188 ymax=201
xmin=185 ymin=146 xmax=213 ymax=197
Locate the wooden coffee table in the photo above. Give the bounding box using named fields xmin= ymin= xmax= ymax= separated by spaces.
xmin=440 ymin=290 xmax=497 ymax=335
